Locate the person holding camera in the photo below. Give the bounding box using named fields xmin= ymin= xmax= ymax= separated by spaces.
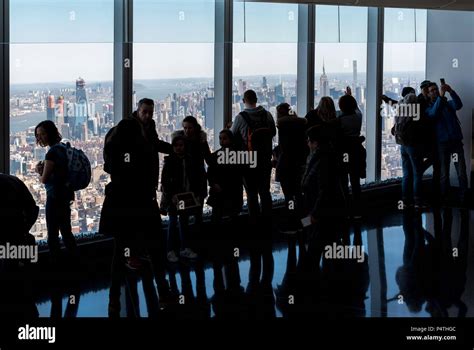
xmin=426 ymin=80 xmax=468 ymax=206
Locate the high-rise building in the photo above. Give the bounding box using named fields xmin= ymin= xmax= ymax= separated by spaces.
xmin=204 ymin=97 xmax=215 ymax=129
xmin=56 ymin=96 xmax=65 ymax=125
xmin=353 ymin=60 xmax=358 ymax=90
xmin=46 ymin=95 xmax=55 ymax=122
xmin=262 ymin=76 xmax=268 ymax=90
xmin=320 ymin=60 xmax=329 ymax=97
xmin=76 ymin=77 xmax=88 ymax=106
xmin=275 ymin=83 xmax=285 ymax=104
xmin=132 ymin=90 xmax=137 ymax=109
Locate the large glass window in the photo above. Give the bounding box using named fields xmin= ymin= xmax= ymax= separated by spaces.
xmin=382 ymin=8 xmax=427 ymax=181
xmin=233 ymin=1 xmax=298 ymax=200
xmin=133 ymin=0 xmax=215 ymax=209
xmin=9 ymin=0 xmax=114 ymax=240
xmin=315 ymin=5 xmax=368 ymax=182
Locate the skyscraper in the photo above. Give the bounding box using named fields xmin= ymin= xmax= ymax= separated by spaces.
xmin=46 ymin=95 xmax=55 ymax=122
xmin=76 ymin=77 xmax=88 ymax=106
xmin=132 ymin=90 xmax=137 ymax=109
xmin=204 ymin=97 xmax=215 ymax=129
xmin=56 ymin=96 xmax=65 ymax=125
xmin=320 ymin=60 xmax=329 ymax=97
xmin=262 ymin=76 xmax=268 ymax=90
xmin=353 ymin=60 xmax=358 ymax=90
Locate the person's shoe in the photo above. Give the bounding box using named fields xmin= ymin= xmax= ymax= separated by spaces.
xmin=167 ymin=251 xmax=179 ymax=263
xmin=125 ymin=256 xmax=143 ymax=271
xmin=180 ymin=248 xmax=198 ymax=259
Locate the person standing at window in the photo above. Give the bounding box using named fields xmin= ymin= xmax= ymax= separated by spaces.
xmin=35 ymin=120 xmax=77 ymax=263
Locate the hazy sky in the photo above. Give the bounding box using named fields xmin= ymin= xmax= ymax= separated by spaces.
xmin=9 ymin=1 xmax=427 ymax=84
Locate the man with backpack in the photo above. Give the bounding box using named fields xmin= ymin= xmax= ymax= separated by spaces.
xmin=231 ymin=90 xmax=276 ymax=224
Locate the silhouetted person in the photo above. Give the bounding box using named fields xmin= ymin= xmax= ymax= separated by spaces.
xmin=231 ymin=89 xmax=276 ymax=224
xmin=161 ymin=135 xmax=205 ymax=261
xmin=392 ymin=92 xmax=427 ymax=209
xmin=172 ymin=116 xmax=211 ymax=238
xmin=207 ymin=130 xmax=243 ymax=225
xmin=274 ymin=103 xmax=307 ymax=233
xmin=34 ymin=120 xmax=77 ymax=263
xmin=426 ymin=82 xmax=468 ymax=206
xmin=337 ymin=91 xmax=365 ymax=217
xmin=0 ymin=174 xmax=39 ymax=320
xmin=301 ymin=125 xmax=346 ymax=274
xmin=100 ymin=98 xmax=172 ymax=315
xmin=304 ymin=97 xmax=341 ymax=144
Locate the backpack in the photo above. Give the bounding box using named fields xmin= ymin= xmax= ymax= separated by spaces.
xmin=240 ymin=110 xmax=273 ymax=158
xmin=103 ymin=126 xmax=117 ymax=175
xmin=61 ymin=142 xmax=91 ymax=191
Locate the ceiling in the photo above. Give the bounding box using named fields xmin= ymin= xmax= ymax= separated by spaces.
xmin=241 ymin=0 xmax=474 ymax=11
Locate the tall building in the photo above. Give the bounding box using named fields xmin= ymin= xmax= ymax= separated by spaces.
xmin=132 ymin=90 xmax=137 ymax=109
xmin=275 ymin=83 xmax=285 ymax=104
xmin=56 ymin=96 xmax=65 ymax=125
xmin=204 ymin=97 xmax=215 ymax=129
xmin=262 ymin=76 xmax=268 ymax=90
xmin=76 ymin=77 xmax=88 ymax=107
xmin=353 ymin=60 xmax=358 ymax=90
xmin=46 ymin=95 xmax=55 ymax=122
xmin=319 ymin=60 xmax=329 ymax=97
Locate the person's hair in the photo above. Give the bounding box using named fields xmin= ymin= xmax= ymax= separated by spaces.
xmin=402 ymin=93 xmax=417 ymax=104
xmin=35 ymin=120 xmax=62 ymax=147
xmin=138 ymin=98 xmax=154 ymax=109
xmin=182 ymin=115 xmax=202 ymax=133
xmin=171 ymin=135 xmax=186 ymax=147
xmin=276 ymin=103 xmax=295 ymax=119
xmin=316 ymin=97 xmax=336 ymax=122
xmin=338 ymin=95 xmax=358 ymax=115
xmin=243 ymin=90 xmax=258 ymax=104
xmin=401 ymin=87 xmax=416 ymax=97
xmin=307 ymin=125 xmax=330 ymax=144
xmin=428 ymin=82 xmax=438 ymax=89
xmin=219 ymin=129 xmax=234 ymax=143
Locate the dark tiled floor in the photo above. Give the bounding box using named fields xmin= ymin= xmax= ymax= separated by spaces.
xmin=6 ymin=208 xmax=474 ymax=318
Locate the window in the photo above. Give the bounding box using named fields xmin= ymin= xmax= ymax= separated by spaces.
xmin=233 ymin=1 xmax=298 ymax=200
xmin=133 ymin=0 xmax=215 ymax=209
xmin=381 ymin=8 xmax=427 ymax=181
xmin=315 ymin=5 xmax=368 ymax=183
xmin=9 ymin=0 xmax=114 ymax=240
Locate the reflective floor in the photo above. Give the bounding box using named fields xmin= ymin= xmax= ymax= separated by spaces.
xmin=6 ymin=208 xmax=474 ymax=319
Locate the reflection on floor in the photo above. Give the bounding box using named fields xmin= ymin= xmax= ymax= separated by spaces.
xmin=3 ymin=208 xmax=474 ymax=319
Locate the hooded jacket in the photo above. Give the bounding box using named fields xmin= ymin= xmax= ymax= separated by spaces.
xmin=275 ymin=115 xmax=308 ymax=181
xmin=231 ymin=106 xmax=276 ymax=152
xmin=104 ymin=111 xmax=172 ymax=196
xmin=425 ymin=91 xmax=463 ymax=143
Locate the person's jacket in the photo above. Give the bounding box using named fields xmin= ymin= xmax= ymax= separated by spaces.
xmin=105 ymin=111 xmax=172 ymax=196
xmin=425 ymin=91 xmax=463 ymax=143
xmin=301 ymin=144 xmax=346 ymax=219
xmin=231 ymin=106 xmax=276 ymax=152
xmin=0 ymin=174 xmax=38 ymax=244
xmin=160 ymin=153 xmax=207 ymax=211
xmin=171 ymin=129 xmax=211 ymax=198
xmin=276 ymin=115 xmax=308 ymax=181
xmin=207 ymin=147 xmax=244 ymax=214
